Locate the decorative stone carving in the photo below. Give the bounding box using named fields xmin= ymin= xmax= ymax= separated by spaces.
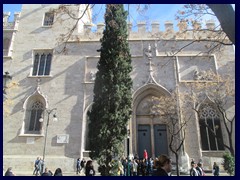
xmin=199 ymin=104 xmax=219 ymax=119
xmin=193 ymin=70 xmax=213 ymax=81
xmin=89 ymin=70 xmax=97 ymax=81
xmin=144 ymin=44 xmax=152 ymax=59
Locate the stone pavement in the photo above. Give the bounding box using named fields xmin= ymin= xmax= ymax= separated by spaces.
xmin=12 ymin=171 xmax=101 ymax=176
xmin=11 ymin=171 xmax=229 ymax=176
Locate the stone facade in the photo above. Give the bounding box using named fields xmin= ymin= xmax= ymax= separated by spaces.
xmin=3 ymin=4 xmax=235 ymax=174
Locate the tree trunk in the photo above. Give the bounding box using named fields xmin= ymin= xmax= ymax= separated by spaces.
xmin=173 ymin=152 xmax=180 ymax=176
xmin=207 ymin=4 xmax=235 ymax=45
xmin=175 ymin=153 xmax=180 ymax=176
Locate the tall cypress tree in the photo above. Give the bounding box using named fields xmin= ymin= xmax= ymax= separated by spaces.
xmin=87 ymin=4 xmax=132 ymax=176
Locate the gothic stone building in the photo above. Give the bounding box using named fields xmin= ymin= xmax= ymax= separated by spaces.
xmin=3 ymin=4 xmax=235 ymax=173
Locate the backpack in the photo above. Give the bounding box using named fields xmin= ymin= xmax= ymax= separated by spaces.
xmin=89 ymin=169 xmax=93 ymax=175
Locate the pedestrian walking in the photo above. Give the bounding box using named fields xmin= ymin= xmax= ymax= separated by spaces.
xmin=196 ymin=161 xmax=205 ymax=176
xmin=213 ymin=162 xmax=220 ymax=176
xmin=33 ymin=157 xmax=40 ymax=176
xmin=76 ymin=158 xmax=81 ymax=174
xmin=132 ymin=159 xmax=138 ymax=176
xmin=117 ymin=160 xmax=124 ymax=176
xmin=80 ymin=158 xmax=86 ymax=173
xmin=85 ymin=160 xmax=95 ymax=176
xmin=38 ymin=158 xmax=43 ymax=175
xmin=190 ymin=160 xmax=199 ymax=176
xmin=122 ymin=158 xmax=128 ymax=176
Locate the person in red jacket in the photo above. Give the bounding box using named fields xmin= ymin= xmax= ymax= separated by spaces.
xmin=143 ymin=149 xmax=148 ymax=160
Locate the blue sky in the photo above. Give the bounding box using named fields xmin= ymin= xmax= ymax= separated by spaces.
xmin=3 ymin=4 xmax=225 ymax=31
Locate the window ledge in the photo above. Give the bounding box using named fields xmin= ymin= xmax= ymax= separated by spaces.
xmin=202 ymin=150 xmax=225 ymax=152
xmin=3 ymin=56 xmax=13 ymax=60
xmin=42 ymin=25 xmax=53 ymax=28
xmin=28 ymin=75 xmax=53 ymax=78
xmin=19 ymin=133 xmax=44 ymax=137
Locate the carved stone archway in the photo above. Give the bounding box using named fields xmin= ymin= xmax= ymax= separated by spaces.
xmin=130 ymin=83 xmax=171 ymax=158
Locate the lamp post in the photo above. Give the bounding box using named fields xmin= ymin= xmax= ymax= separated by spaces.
xmin=39 ymin=108 xmax=57 ymax=174
xmin=127 ymin=129 xmax=130 ymax=176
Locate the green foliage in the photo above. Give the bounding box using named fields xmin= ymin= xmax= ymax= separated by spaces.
xmin=222 ymin=152 xmax=235 ymax=176
xmin=88 ymin=4 xmax=132 ymax=176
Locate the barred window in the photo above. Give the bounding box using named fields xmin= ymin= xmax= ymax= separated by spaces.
xmin=199 ymin=104 xmax=224 ymax=151
xmin=28 ymin=101 xmax=44 ymax=133
xmin=32 ymin=52 xmax=52 ymax=76
xmin=43 ymin=12 xmax=54 ymax=26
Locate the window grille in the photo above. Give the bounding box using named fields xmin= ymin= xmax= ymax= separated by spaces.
xmin=43 ymin=13 xmax=54 ymax=26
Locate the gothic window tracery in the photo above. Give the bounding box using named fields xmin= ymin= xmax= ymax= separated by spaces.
xmin=199 ymin=104 xmax=224 ymax=151
xmin=27 ymin=101 xmax=44 ymax=133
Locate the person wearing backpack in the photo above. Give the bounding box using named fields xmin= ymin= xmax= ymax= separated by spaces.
xmin=85 ymin=160 xmax=95 ymax=176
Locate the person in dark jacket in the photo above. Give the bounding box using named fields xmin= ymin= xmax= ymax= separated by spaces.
xmin=41 ymin=167 xmax=52 ymax=176
xmin=153 ymin=155 xmax=172 ymax=176
xmin=85 ymin=160 xmax=95 ymax=176
xmin=213 ymin=162 xmax=220 ymax=176
xmin=80 ymin=158 xmax=86 ymax=173
xmin=190 ymin=160 xmax=199 ymax=176
xmin=54 ymin=168 xmax=63 ymax=176
xmin=196 ymin=161 xmax=205 ymax=176
xmin=4 ymin=167 xmax=15 ymax=176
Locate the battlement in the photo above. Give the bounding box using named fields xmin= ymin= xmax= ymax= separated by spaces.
xmin=3 ymin=12 xmax=21 ymax=30
xmin=69 ymin=20 xmax=222 ymax=41
xmin=99 ymin=20 xmax=216 ymax=32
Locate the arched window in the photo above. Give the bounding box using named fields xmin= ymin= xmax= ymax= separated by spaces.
xmin=199 ymin=104 xmax=224 ymax=151
xmin=26 ymin=101 xmax=44 ymax=133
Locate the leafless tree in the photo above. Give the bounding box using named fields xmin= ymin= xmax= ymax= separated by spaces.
xmin=149 ymin=91 xmax=192 ymax=176
xmin=182 ymin=71 xmax=235 ymax=157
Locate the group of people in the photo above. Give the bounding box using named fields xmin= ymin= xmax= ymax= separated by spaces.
xmin=76 ymin=158 xmax=95 ymax=176
xmin=190 ymin=159 xmax=205 ymax=176
xmin=117 ymin=149 xmax=172 ymax=176
xmin=117 ymin=149 xmax=221 ymax=176
xmin=120 ymin=156 xmax=154 ymax=176
xmin=4 ymin=152 xmax=221 ymax=176
xmin=32 ymin=156 xmax=62 ymax=176
xmin=190 ymin=159 xmax=220 ymax=176
xmin=33 ymin=157 xmax=43 ymax=176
